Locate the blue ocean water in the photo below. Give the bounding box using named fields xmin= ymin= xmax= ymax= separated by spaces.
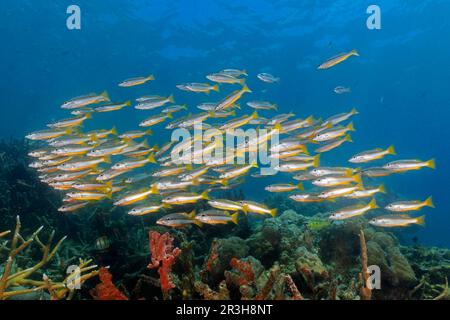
xmin=1 ymin=1 xmax=448 ymax=246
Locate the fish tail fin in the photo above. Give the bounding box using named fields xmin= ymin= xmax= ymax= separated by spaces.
xmin=274 ymin=123 xmax=283 ymax=132
xmin=424 ymin=196 xmax=434 ymax=208
xmin=378 ymin=184 xmax=387 ymax=194
xmin=272 ymin=103 xmax=278 ymax=111
xmin=182 ymin=104 xmax=188 ymax=110
xmin=351 ymin=108 xmax=359 ymax=115
xmin=231 ymin=212 xmax=239 ymax=225
xmin=185 ymin=163 xmax=193 ymax=171
xmin=234 ymin=103 xmax=241 ymax=110
xmin=188 ymin=210 xmax=196 ymax=219
xmin=220 ymin=179 xmax=228 ymax=186
xmin=147 ymin=154 xmax=157 ymax=164
xmin=103 ymin=156 xmax=111 ymax=164
xmin=251 ymin=162 xmax=259 ymax=168
xmin=201 ymin=190 xmax=209 ymax=200
xmin=192 ymin=178 xmax=200 ymax=186
xmin=347 ymin=122 xmax=356 ymax=132
xmin=230 ymin=110 xmax=236 ymax=116
xmin=105 ymin=181 xmax=113 ymax=189
xmin=270 ymin=208 xmax=277 ymax=218
xmin=166 ymin=112 xmax=173 ymax=119
xmin=239 ymin=78 xmax=245 ymax=85
xmin=351 ymin=49 xmax=360 ymax=56
xmin=150 ymin=184 xmax=159 ymax=194
xmin=147 ymin=74 xmax=155 ymax=81
xmin=427 ymin=158 xmax=436 ymax=169
xmin=251 ymin=111 xmax=259 ymax=119
xmin=356 ymin=180 xmax=365 ymax=190
xmin=242 ymin=84 xmax=252 ymax=93
xmin=101 ymin=91 xmax=110 ymax=101
xmin=305 ymin=115 xmax=314 ymax=124
xmin=152 ymin=144 xmax=159 ymax=151
xmin=139 ymin=138 xmax=148 ymax=149
xmin=416 ymin=215 xmax=426 ymax=226
xmin=302 ymin=145 xmax=310 ymax=155
xmin=111 ymin=126 xmax=117 ymax=135
xmin=313 ymin=154 xmax=320 ymax=167
xmin=168 ymin=94 xmax=174 ymax=103
xmin=85 ymin=113 xmax=92 ymax=119
xmin=345 ymin=168 xmax=354 ymax=177
xmin=387 ymin=145 xmax=396 ymax=155
xmin=193 ymin=220 xmax=203 ymax=227
xmin=125 ymin=100 xmax=132 ymax=106
xmin=297 ymin=182 xmax=304 ymax=191
xmin=145 ymin=129 xmax=153 ymax=136
xmin=106 ymin=189 xmax=113 ymax=199
xmin=345 ymin=134 xmax=353 ymax=142
xmin=368 ymin=198 xmax=378 ymax=209
xmin=353 ymin=173 xmax=362 ymax=185
xmin=213 ymin=84 xmax=220 ymax=92
xmin=242 ymin=204 xmax=249 ymax=214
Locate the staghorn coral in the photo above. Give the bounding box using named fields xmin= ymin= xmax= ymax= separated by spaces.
xmin=0 ymin=216 xmax=98 ymax=300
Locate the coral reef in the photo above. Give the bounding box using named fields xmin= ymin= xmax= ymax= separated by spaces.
xmin=0 ymin=139 xmax=449 ymax=300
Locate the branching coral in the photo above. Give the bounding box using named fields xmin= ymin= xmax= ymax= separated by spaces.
xmin=147 ymin=231 xmax=181 ymax=298
xmin=359 ymin=229 xmax=372 ymax=300
xmin=0 ymin=216 xmax=98 ymax=300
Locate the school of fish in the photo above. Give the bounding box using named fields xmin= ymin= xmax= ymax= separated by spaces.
xmin=25 ymin=50 xmax=436 ymax=229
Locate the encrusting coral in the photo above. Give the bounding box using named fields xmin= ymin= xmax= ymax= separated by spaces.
xmin=0 ymin=216 xmax=98 ymax=300
xmin=90 ymin=267 xmax=128 ymax=300
xmin=147 ymin=231 xmax=181 ymax=299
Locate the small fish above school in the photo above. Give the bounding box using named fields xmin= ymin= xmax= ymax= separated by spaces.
xmin=118 ymin=75 xmax=154 ymax=87
xmin=334 ymin=86 xmax=351 ymax=94
xmin=318 ymin=49 xmax=359 ymax=70
xmin=257 ymin=72 xmax=280 ymax=83
xmin=246 ymin=101 xmax=277 ymax=110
